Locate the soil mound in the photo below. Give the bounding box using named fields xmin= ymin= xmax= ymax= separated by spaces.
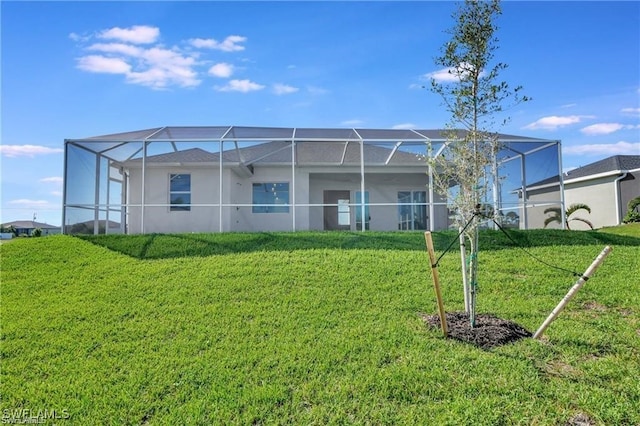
xmin=423 ymin=312 xmax=531 ymax=349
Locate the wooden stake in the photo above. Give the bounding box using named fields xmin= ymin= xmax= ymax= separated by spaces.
xmin=533 ymin=245 xmax=612 ymax=339
xmin=425 ymin=231 xmax=448 ymax=337
xmin=459 ymin=227 xmax=470 ymax=313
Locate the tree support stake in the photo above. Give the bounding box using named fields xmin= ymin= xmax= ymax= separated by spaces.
xmin=425 ymin=232 xmax=448 ymax=337
xmin=533 ymin=246 xmax=612 ymax=339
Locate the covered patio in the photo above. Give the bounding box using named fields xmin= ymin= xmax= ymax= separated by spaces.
xmin=63 ymin=126 xmax=563 ymax=234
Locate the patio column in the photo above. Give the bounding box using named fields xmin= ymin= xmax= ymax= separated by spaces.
xmin=557 ymin=141 xmax=566 ymax=230
xmin=94 ymin=153 xmax=101 ymax=235
xmin=520 ymin=153 xmax=527 ymax=229
xmin=291 ymin=132 xmax=297 ymax=231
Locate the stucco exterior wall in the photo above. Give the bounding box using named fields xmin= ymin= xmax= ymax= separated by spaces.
xmin=127 ymin=165 xmax=224 ymax=234
xmin=126 ymin=163 xmax=449 ymax=233
xmin=525 ymin=187 xmax=562 ymax=229
xmin=307 ymin=169 xmax=431 ymax=231
xmin=564 ymin=176 xmax=617 ymax=230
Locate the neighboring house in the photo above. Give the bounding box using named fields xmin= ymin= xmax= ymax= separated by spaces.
xmin=1 ymin=220 xmax=61 ymax=237
xmin=525 ymin=155 xmax=640 ymax=230
xmin=63 ymin=126 xmax=561 ymax=234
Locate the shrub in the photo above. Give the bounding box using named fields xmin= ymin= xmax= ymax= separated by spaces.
xmin=623 ymin=196 xmax=640 ymax=223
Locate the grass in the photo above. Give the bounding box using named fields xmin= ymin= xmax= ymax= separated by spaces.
xmin=1 ymin=228 xmax=639 ymax=425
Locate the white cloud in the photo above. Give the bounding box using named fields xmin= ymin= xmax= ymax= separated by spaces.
xmin=563 ymin=141 xmax=640 ymax=156
xmin=392 ymin=123 xmax=417 ymax=130
xmin=273 ymin=83 xmax=299 ymax=95
xmin=409 ymin=83 xmax=426 ymax=90
xmin=341 ymin=119 xmax=364 ymax=126
xmin=8 ymin=199 xmax=51 ymax=207
xmin=208 ymin=63 xmax=234 ymax=78
xmin=69 ymin=32 xmax=90 ymax=42
xmin=50 ymin=191 xmax=63 ymax=197
xmin=307 ymin=85 xmax=328 ymax=95
xmin=424 ymin=63 xmax=485 ymax=83
xmin=581 ymin=123 xmax=640 ymax=135
xmin=580 ymin=123 xmax=625 ymax=135
xmin=75 ymin=27 xmax=248 ymax=89
xmin=88 ymin=42 xmax=143 ymax=56
xmin=561 ymin=103 xmax=577 ymax=108
xmin=98 ymin=25 xmax=159 ymax=44
xmin=40 ymin=177 xmax=63 ymax=184
xmin=523 ymin=115 xmax=592 ymax=131
xmin=215 ymin=79 xmax=265 ymax=93
xmin=77 ymin=55 xmax=132 ymax=74
xmin=425 ymin=67 xmax=459 ymax=83
xmin=0 ymin=145 xmax=63 ymax=158
xmin=189 ymin=35 xmax=246 ymax=52
xmin=621 ymin=107 xmax=640 ymax=116
xmin=77 ymin=46 xmax=200 ymax=89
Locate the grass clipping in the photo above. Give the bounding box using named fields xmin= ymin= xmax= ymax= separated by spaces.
xmin=423 ymin=312 xmax=532 ymax=349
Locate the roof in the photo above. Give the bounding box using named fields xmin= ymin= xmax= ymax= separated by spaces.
xmin=126 ymin=141 xmax=427 ymax=167
xmin=66 ymin=126 xmax=558 ymax=163
xmin=564 ymin=155 xmax=640 ymax=181
xmin=67 ymin=126 xmax=551 ymax=143
xmin=3 ymin=220 xmax=60 ymax=229
xmin=525 ymin=155 xmax=640 ymax=190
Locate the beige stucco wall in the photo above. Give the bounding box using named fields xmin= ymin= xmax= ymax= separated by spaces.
xmin=564 ymin=176 xmax=617 ymax=230
xmin=125 ymin=163 xmax=450 ymax=233
xmin=307 ymin=169 xmax=434 ymax=231
xmin=127 ymin=165 xmax=224 ymax=234
xmin=525 ymin=187 xmax=562 ymax=229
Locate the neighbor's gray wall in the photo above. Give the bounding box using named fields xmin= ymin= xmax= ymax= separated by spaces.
xmin=620 ymin=170 xmax=640 ymax=221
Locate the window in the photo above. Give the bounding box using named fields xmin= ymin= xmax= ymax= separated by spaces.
xmin=338 ymin=199 xmax=350 ymax=226
xmin=170 ymin=174 xmax=191 ymax=211
xmin=252 ymin=183 xmax=289 ymax=213
xmin=398 ymin=191 xmax=427 ymax=230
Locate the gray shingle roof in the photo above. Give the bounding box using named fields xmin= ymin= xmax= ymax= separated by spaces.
xmin=3 ymin=220 xmax=59 ymax=229
xmin=525 ymin=155 xmax=640 ymax=190
xmin=130 ymin=141 xmax=426 ymax=166
xmin=565 ymin=155 xmax=640 ymax=180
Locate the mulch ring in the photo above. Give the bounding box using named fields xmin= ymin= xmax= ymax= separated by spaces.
xmin=422 ymin=311 xmax=532 ymax=350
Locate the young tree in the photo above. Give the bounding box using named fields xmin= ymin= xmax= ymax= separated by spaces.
xmin=429 ymin=0 xmax=529 ymax=326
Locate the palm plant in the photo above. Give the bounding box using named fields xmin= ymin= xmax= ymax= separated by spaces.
xmin=544 ymin=203 xmax=593 ymax=230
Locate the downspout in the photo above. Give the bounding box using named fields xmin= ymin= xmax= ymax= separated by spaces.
xmin=614 ymin=172 xmax=628 ymax=225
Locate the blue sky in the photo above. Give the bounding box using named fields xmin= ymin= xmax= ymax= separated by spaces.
xmin=1 ymin=1 xmax=639 ymax=226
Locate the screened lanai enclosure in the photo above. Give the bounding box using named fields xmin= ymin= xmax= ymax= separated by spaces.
xmin=63 ymin=126 xmax=564 ymax=235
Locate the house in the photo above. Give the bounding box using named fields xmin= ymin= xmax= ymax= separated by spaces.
xmin=1 ymin=220 xmax=61 ymax=237
xmin=525 ymin=155 xmax=640 ymax=229
xmin=62 ymin=126 xmax=562 ymax=234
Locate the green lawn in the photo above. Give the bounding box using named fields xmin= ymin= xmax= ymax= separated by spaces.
xmin=2 ymin=229 xmax=639 ymax=425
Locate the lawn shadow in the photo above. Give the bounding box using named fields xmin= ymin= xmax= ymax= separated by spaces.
xmin=76 ymin=229 xmax=640 ymax=260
